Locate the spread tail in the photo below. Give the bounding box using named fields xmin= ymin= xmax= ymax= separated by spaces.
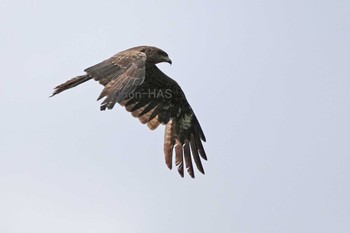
xmin=50 ymin=75 xmax=92 ymax=97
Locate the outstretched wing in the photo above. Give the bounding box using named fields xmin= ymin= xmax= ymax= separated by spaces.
xmin=51 ymin=48 xmax=207 ymax=178
xmin=85 ymin=50 xmax=147 ymax=110
xmin=121 ymin=65 xmax=207 ymax=178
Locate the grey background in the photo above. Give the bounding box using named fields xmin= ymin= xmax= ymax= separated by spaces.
xmin=1 ymin=0 xmax=349 ymax=232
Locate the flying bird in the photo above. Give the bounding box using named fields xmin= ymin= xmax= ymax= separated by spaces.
xmin=51 ymin=46 xmax=207 ymax=178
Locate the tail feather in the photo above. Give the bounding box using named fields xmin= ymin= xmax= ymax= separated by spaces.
xmin=50 ymin=75 xmax=92 ymax=97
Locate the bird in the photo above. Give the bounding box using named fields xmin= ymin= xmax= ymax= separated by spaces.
xmin=51 ymin=45 xmax=207 ymax=178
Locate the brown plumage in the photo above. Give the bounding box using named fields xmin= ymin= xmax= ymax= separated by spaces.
xmin=51 ymin=46 xmax=207 ymax=178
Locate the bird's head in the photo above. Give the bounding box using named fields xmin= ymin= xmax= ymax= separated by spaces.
xmin=138 ymin=46 xmax=172 ymax=65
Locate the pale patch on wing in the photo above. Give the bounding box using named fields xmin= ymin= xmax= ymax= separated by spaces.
xmin=180 ymin=113 xmax=193 ymax=130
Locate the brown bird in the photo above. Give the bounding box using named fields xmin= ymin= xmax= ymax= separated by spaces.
xmin=51 ymin=46 xmax=207 ymax=178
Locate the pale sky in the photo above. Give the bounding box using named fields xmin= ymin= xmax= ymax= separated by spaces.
xmin=1 ymin=1 xmax=349 ymax=233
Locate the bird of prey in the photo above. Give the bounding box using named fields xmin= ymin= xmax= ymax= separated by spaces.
xmin=51 ymin=46 xmax=207 ymax=178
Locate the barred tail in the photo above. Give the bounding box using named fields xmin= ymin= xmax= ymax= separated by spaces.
xmin=50 ymin=75 xmax=92 ymax=97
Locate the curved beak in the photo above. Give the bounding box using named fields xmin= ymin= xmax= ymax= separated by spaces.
xmin=165 ymin=56 xmax=172 ymax=65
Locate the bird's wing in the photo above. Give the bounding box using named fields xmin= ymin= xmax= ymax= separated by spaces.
xmin=85 ymin=50 xmax=147 ymax=110
xmin=121 ymin=65 xmax=207 ymax=178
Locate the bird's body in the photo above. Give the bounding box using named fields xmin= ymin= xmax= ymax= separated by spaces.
xmin=51 ymin=46 xmax=207 ymax=178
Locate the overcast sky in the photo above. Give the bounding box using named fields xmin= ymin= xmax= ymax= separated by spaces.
xmin=1 ymin=1 xmax=349 ymax=233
